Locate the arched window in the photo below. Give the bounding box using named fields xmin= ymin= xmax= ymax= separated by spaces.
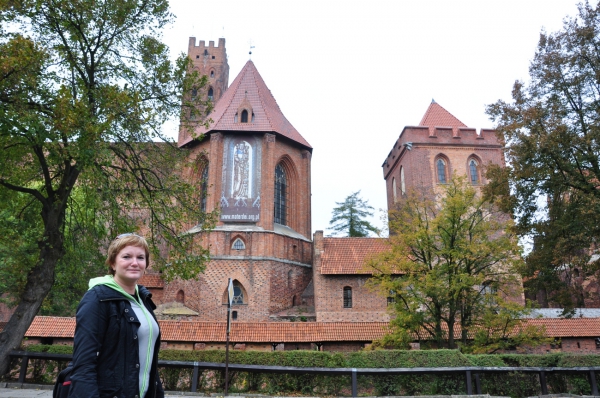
xmin=469 ymin=159 xmax=479 ymax=185
xmin=274 ymin=164 xmax=287 ymax=225
xmin=392 ymin=177 xmax=397 ymax=202
xmin=176 ymin=290 xmax=185 ymax=304
xmin=241 ymin=109 xmax=249 ymax=123
xmin=400 ymin=166 xmax=406 ymax=195
xmin=436 ymin=158 xmax=448 ymax=184
xmin=208 ymin=87 xmax=214 ymax=100
xmin=200 ymin=164 xmax=209 ymax=212
xmin=232 ymin=282 xmax=244 ymax=305
xmin=287 ymin=270 xmax=293 ymax=288
xmin=343 ymin=286 xmax=352 ymax=308
xmin=210 ymin=70 xmax=215 ymax=78
xmin=232 ymin=238 xmax=245 ymax=250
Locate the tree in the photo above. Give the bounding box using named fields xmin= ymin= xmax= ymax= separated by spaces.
xmin=0 ymin=0 xmax=216 ymax=375
xmin=366 ymin=178 xmax=542 ymax=352
xmin=328 ymin=191 xmax=380 ymax=237
xmin=486 ymin=1 xmax=600 ymax=309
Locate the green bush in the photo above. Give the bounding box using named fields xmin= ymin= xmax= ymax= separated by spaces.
xmin=8 ymin=345 xmax=600 ymax=397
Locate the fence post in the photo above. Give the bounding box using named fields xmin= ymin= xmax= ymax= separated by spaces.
xmin=18 ymin=355 xmax=29 ymax=384
xmin=589 ymin=369 xmax=598 ymax=396
xmin=474 ymin=373 xmax=481 ymax=394
xmin=351 ymin=368 xmax=357 ymax=397
xmin=539 ymin=371 xmax=548 ymax=395
xmin=191 ymin=362 xmax=199 ymax=392
xmin=465 ymin=370 xmax=472 ymax=395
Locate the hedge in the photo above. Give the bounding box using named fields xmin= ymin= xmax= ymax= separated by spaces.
xmin=10 ymin=345 xmax=600 ymax=397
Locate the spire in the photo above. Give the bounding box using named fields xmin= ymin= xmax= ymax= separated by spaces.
xmin=181 ymin=60 xmax=311 ymax=149
xmin=419 ymin=101 xmax=466 ymax=128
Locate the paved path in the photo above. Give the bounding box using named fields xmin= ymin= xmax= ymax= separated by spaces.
xmin=0 ymin=384 xmax=213 ymax=397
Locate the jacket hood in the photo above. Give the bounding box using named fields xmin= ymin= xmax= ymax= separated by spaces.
xmin=88 ymin=275 xmax=138 ymax=299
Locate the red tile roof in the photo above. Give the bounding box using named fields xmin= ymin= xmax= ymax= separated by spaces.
xmin=139 ymin=274 xmax=164 ymax=288
xmin=321 ymin=237 xmax=389 ymax=274
xmin=419 ymin=101 xmax=466 ymax=129
xmin=25 ymin=317 xmax=75 ymax=338
xmin=180 ymin=61 xmax=311 ymax=149
xmin=20 ymin=317 xmax=600 ymax=343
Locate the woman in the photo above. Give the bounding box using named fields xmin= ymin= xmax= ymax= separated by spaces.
xmin=69 ymin=233 xmax=164 ymax=398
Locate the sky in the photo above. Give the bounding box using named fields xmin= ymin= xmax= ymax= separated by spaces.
xmin=161 ymin=0 xmax=581 ymax=237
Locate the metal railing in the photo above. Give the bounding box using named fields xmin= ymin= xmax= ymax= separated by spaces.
xmin=8 ymin=350 xmax=600 ymax=396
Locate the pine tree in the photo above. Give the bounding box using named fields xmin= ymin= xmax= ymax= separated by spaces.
xmin=328 ymin=191 xmax=379 ymax=237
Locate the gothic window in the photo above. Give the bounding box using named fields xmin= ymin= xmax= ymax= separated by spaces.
xmin=469 ymin=158 xmax=480 ymax=185
xmin=436 ymin=157 xmax=448 ymax=184
xmin=241 ymin=109 xmax=249 ymax=123
xmin=392 ymin=177 xmax=397 ymax=202
xmin=232 ymin=282 xmax=244 ymax=305
xmin=274 ymin=164 xmax=287 ymax=225
xmin=200 ymin=164 xmax=209 ymax=212
xmin=400 ymin=166 xmax=406 ymax=195
xmin=208 ymin=87 xmax=214 ymax=100
xmin=343 ymin=286 xmax=352 ymax=308
xmin=176 ymin=290 xmax=185 ymax=303
xmin=210 ymin=70 xmax=215 ymax=78
xmin=232 ymin=238 xmax=245 ymax=250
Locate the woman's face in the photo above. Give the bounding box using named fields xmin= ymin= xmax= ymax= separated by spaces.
xmin=112 ymin=245 xmax=146 ymax=287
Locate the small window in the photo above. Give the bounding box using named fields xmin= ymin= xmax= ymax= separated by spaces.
xmin=343 ymin=287 xmax=352 ymax=308
xmin=176 ymin=290 xmax=185 ymax=303
xmin=469 ymin=159 xmax=479 ymax=185
xmin=196 ymin=55 xmax=199 ymax=59
xmin=234 ymin=113 xmax=238 ymax=123
xmin=437 ymin=158 xmax=448 ymax=184
xmin=232 ymin=283 xmax=244 ymax=305
xmin=232 ymin=238 xmax=245 ymax=250
xmin=191 ymin=88 xmax=198 ymax=98
xmin=212 ymin=55 xmax=215 ymax=59
xmin=204 ymin=49 xmax=208 ymax=56
xmin=210 ymin=70 xmax=215 ymax=78
xmin=232 ymin=310 xmax=238 ymax=320
xmin=387 ymin=289 xmax=396 ymax=306
xmin=208 ymin=87 xmax=214 ymax=100
xmin=241 ymin=109 xmax=249 ymax=123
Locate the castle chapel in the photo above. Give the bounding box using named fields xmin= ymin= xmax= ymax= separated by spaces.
xmin=142 ymin=38 xmax=508 ymax=324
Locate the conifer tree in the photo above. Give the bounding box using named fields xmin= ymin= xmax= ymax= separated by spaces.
xmin=328 ymin=191 xmax=379 ymax=237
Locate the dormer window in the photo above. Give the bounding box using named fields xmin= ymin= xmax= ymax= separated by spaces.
xmin=241 ymin=109 xmax=249 ymax=123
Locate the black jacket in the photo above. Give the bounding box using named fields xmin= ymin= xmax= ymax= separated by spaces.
xmin=68 ymin=284 xmax=164 ymax=398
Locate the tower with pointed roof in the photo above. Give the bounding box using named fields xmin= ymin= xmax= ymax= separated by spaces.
xmin=382 ymin=101 xmax=504 ymax=208
xmin=160 ymin=41 xmax=314 ymax=322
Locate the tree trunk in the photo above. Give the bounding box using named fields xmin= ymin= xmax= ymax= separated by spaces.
xmin=0 ymin=211 xmax=64 ymax=377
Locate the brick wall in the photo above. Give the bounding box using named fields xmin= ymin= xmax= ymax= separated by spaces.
xmin=312 ymin=231 xmax=390 ymax=322
xmin=383 ymin=127 xmax=504 ymax=209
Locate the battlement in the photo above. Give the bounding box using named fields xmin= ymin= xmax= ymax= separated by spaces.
xmin=381 ymin=125 xmax=502 ymax=178
xmin=188 ymin=37 xmax=226 ymax=54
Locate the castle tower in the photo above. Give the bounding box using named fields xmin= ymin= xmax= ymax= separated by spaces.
xmin=382 ymin=101 xmax=504 ymax=207
xmin=188 ymin=37 xmax=229 ymax=103
xmin=166 ymin=58 xmax=314 ymax=322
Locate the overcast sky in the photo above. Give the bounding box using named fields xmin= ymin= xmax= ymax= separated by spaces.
xmin=162 ymin=0 xmax=581 ymax=237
